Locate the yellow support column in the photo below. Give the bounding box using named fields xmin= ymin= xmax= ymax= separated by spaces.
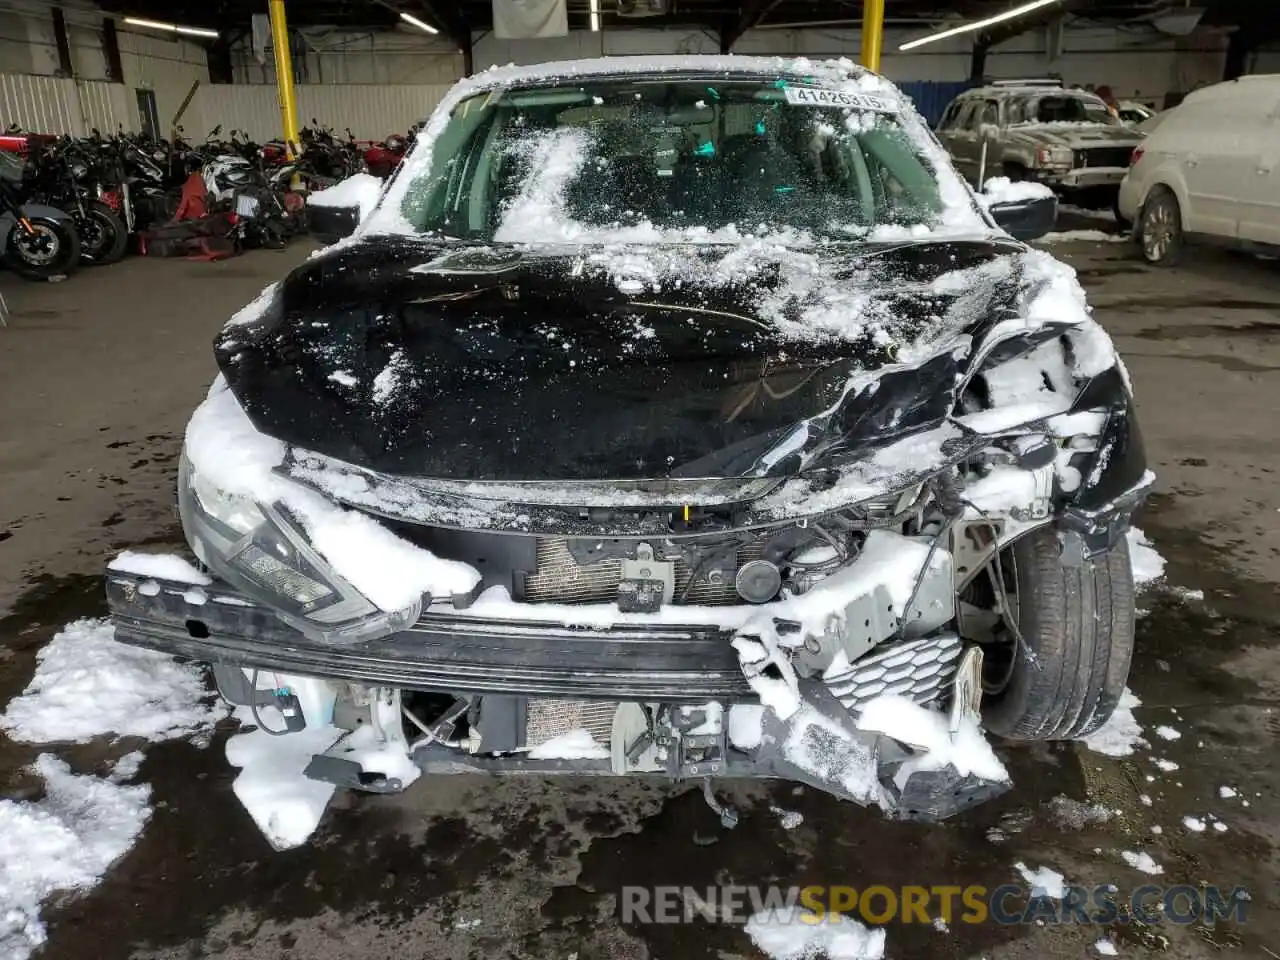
xmin=861 ymin=0 xmax=885 ymax=72
xmin=268 ymin=0 xmax=300 ymax=158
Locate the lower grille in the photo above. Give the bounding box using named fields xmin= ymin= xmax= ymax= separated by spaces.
xmin=1075 ymin=146 xmax=1132 ymax=169
xmin=526 ymin=699 xmax=618 ymax=748
xmin=522 ymin=537 xmax=764 ymax=606
xmin=824 ymin=634 xmax=963 ymax=712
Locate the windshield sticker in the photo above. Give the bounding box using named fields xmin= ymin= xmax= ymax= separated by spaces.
xmin=783 ymin=87 xmax=897 ymax=113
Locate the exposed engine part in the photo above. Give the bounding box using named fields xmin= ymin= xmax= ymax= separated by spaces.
xmin=402 ymin=695 xmax=470 ymax=750
xmin=526 ymin=699 xmax=619 ymax=749
xmin=735 ymin=558 xmax=782 ymax=603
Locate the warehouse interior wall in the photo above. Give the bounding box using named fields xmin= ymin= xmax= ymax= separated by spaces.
xmin=0 ymin=0 xmax=1247 ymax=138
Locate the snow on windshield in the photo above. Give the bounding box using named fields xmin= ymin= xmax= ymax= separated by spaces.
xmin=364 ymin=56 xmax=987 ymax=245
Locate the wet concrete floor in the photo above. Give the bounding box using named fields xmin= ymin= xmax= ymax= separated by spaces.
xmin=1 ymin=230 xmax=1279 ymax=960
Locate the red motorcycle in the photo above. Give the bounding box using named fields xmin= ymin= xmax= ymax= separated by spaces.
xmin=363 ymin=134 xmax=409 ymax=179
xmin=0 ymin=131 xmax=57 ymax=156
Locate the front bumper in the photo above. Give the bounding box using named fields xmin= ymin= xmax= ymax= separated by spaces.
xmin=105 ymin=566 xmax=1002 ymax=820
xmin=1038 ymin=167 xmax=1127 ymax=190
xmin=105 ymin=570 xmax=963 ymax=708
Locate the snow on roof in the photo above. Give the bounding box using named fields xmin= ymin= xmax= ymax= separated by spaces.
xmin=455 ymin=54 xmax=879 ymax=95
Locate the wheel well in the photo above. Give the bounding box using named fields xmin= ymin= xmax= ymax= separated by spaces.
xmin=1141 ymin=181 xmax=1179 ymax=216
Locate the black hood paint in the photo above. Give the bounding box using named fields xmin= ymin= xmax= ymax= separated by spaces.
xmin=216 ymin=235 xmax=1026 ymax=482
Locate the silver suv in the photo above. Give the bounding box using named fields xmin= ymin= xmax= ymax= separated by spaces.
xmin=937 ymin=79 xmax=1143 ymax=197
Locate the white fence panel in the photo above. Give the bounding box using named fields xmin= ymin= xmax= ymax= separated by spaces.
xmin=1 ymin=73 xmax=454 ymax=143
xmin=295 ymin=85 xmax=451 ymax=138
xmin=187 ymin=83 xmax=453 ymax=142
xmin=0 ymin=75 xmax=136 ymax=136
xmin=73 ymin=80 xmax=135 ymax=136
xmin=0 ymin=74 xmax=79 ymax=135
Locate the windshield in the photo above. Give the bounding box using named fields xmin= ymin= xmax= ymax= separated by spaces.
xmin=397 ymin=78 xmax=955 ymax=242
xmin=1033 ymin=95 xmax=1118 ymax=125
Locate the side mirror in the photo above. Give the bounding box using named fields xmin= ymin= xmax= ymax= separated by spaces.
xmin=306 ymin=173 xmax=383 ymax=242
xmin=988 ymin=195 xmax=1057 ymax=241
xmin=981 ymin=177 xmax=1057 ymax=241
xmin=307 ymin=203 xmax=360 ymax=242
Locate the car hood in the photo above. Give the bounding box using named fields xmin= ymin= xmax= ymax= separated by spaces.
xmin=216 ymin=234 xmax=1027 ymax=483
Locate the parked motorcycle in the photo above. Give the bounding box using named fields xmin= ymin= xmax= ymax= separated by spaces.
xmin=0 ymin=153 xmax=80 ymax=281
xmin=22 ymin=134 xmax=127 ymax=265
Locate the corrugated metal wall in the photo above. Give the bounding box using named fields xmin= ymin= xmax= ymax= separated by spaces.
xmin=0 ymin=73 xmax=451 ymax=141
xmin=184 ymin=84 xmax=452 ymax=141
xmin=0 ymin=74 xmax=134 ymax=137
xmin=1 ymin=75 xmax=967 ymax=140
xmin=1 ymin=74 xmax=79 ymax=135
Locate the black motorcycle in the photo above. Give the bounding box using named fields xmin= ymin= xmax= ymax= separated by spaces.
xmin=23 ymin=136 xmax=127 ymax=265
xmin=0 ymin=153 xmax=80 ymax=281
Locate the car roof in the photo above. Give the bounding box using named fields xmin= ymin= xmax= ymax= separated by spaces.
xmin=1183 ymin=73 xmax=1280 ymax=105
xmin=451 ymin=55 xmax=880 ymax=94
xmin=959 ymin=85 xmax=1101 ymax=99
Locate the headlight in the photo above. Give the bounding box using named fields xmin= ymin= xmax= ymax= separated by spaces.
xmin=178 ymin=454 xmax=420 ymax=643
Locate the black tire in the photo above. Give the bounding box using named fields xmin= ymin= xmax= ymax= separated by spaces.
xmin=1138 ymin=185 xmax=1182 ymax=266
xmin=1112 ymin=193 xmax=1132 ymax=232
xmin=4 ymin=216 xmax=81 ymax=281
xmin=1002 ymin=162 xmax=1028 ymax=182
xmin=981 ymin=527 xmax=1135 ymax=741
xmin=76 ymin=201 xmax=128 ymax=265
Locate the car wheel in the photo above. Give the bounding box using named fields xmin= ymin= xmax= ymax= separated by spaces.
xmin=974 ymin=526 xmax=1135 ymax=741
xmin=1139 ymin=186 xmax=1182 ymax=265
xmin=1002 ymin=162 xmax=1027 ymax=182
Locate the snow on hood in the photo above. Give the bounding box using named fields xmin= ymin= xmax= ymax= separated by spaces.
xmin=362 ymin=55 xmax=990 ymax=243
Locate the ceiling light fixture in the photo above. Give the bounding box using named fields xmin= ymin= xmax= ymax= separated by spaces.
xmin=123 ymin=16 xmax=218 ymax=38
xmin=590 ymin=0 xmax=601 ymax=32
xmin=898 ymin=0 xmax=1060 ymax=51
xmin=400 ymin=11 xmax=440 ymax=34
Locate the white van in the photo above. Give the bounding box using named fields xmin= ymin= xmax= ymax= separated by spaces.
xmin=1118 ymin=75 xmax=1280 ymax=265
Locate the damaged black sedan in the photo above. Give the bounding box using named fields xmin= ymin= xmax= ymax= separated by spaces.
xmin=105 ymin=56 xmax=1150 ymax=836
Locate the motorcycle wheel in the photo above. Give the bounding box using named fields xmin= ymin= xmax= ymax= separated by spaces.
xmin=4 ymin=216 xmax=81 ymax=281
xmin=77 ymin=201 xmax=128 ymax=265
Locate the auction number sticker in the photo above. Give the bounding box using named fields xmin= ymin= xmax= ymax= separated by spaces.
xmin=783 ymin=87 xmax=897 ymax=113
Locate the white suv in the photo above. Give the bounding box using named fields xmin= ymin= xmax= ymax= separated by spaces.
xmin=1119 ymin=75 xmax=1280 ymax=265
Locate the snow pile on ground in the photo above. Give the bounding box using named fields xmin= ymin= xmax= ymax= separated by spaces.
xmin=1127 ymin=528 xmax=1166 ymax=586
xmin=1079 ymin=688 xmax=1147 ymax=757
xmin=307 ymin=172 xmax=382 ymax=219
xmin=856 ymin=694 xmax=1009 ymax=788
xmin=0 ymin=755 xmax=150 ymax=960
xmin=980 ymin=176 xmax=1054 ymax=206
xmin=1182 ymin=816 xmax=1206 ymax=833
xmin=1095 ymin=938 xmax=1118 ymax=956
xmin=1047 ymin=796 xmax=1112 ymax=829
xmin=1014 ymin=862 xmax=1067 ymax=899
xmin=1037 ymin=230 xmax=1128 ymax=244
xmin=0 ymin=619 xmax=224 ymax=745
xmin=1121 ymin=850 xmax=1164 ymax=875
xmin=185 ymin=379 xmax=480 ymax=611
xmin=744 ymin=907 xmax=886 ymax=960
